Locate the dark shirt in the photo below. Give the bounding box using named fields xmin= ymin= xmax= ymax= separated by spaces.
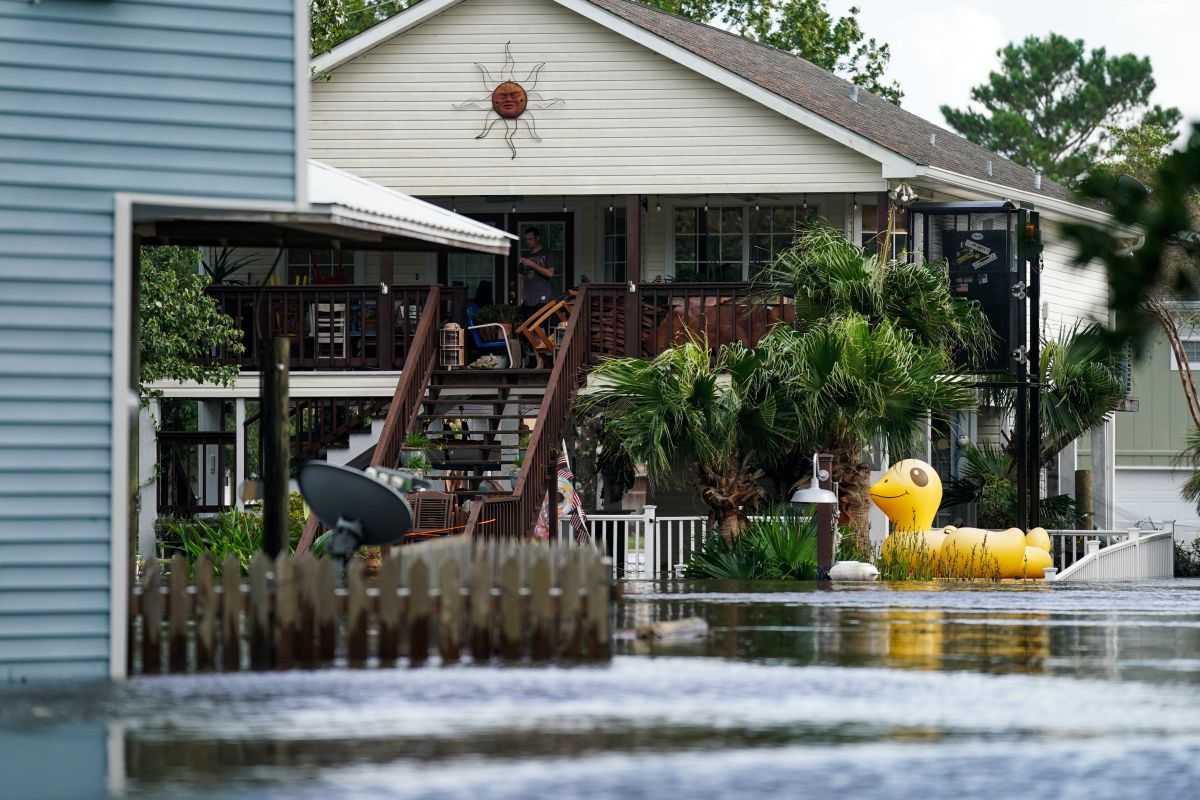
xmin=520 ymin=248 xmax=556 ymax=307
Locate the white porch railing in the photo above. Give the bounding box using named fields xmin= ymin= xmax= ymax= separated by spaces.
xmin=557 ymin=507 xmax=710 ymax=578
xmin=1051 ymin=527 xmax=1175 ymax=581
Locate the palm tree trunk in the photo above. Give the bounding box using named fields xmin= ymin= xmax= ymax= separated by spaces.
xmin=829 ymin=448 xmax=873 ymax=556
xmin=696 ymin=455 xmax=764 ymax=549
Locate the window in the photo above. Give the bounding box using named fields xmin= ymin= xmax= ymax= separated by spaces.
xmin=860 ymin=204 xmax=908 ymax=259
xmin=602 ymin=207 xmax=626 ymax=282
xmin=448 ymin=253 xmax=496 ymax=304
xmin=286 ymin=248 xmax=355 ymax=285
xmin=750 ymin=206 xmax=810 ymax=270
xmin=673 ymin=206 xmax=744 ymax=282
xmin=672 ymin=204 xmax=813 ymax=281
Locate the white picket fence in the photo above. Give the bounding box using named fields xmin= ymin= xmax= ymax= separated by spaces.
xmin=557 ymin=507 xmax=708 ymax=578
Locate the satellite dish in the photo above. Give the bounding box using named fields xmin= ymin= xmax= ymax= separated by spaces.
xmin=298 ymin=462 xmax=419 ymax=564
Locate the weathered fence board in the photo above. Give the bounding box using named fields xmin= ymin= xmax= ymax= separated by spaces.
xmin=128 ymin=538 xmax=611 ymax=674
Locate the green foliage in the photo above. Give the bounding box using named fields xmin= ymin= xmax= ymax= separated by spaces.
xmin=159 ymin=493 xmax=307 ymax=572
xmin=471 ymin=303 xmax=525 ymax=327
xmin=752 ymin=221 xmax=992 ymax=366
xmin=577 ymin=338 xmax=800 ymax=538
xmin=941 ymin=33 xmax=1181 ymax=184
xmin=1174 ymin=537 xmax=1200 ymax=579
xmin=684 ymin=512 xmax=818 ymax=580
xmin=201 ymin=246 xmax=257 ymax=284
xmin=310 ymin=0 xmax=410 ymax=57
xmin=875 ymin=531 xmax=938 ymax=581
xmin=1062 ymin=123 xmax=1200 ymax=353
xmin=942 ymin=442 xmax=1082 ymax=529
xmin=641 ymin=0 xmax=901 ymax=103
xmin=139 ymin=246 xmax=243 ymax=400
xmin=834 ymin=526 xmax=869 ymax=562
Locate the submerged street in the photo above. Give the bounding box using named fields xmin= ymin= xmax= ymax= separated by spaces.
xmin=5 ymin=579 xmax=1200 ymax=799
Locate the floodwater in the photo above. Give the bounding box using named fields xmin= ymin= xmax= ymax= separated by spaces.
xmin=4 ymin=579 xmax=1200 ymax=800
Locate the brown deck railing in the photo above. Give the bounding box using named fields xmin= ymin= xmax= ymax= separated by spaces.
xmin=586 ymin=282 xmax=794 ymax=360
xmin=371 ymin=286 xmax=442 ymax=470
xmin=206 ymin=284 xmax=432 ymax=371
xmin=466 ymin=285 xmax=591 ymax=539
xmin=156 ymin=431 xmax=236 ymax=517
xmin=294 ymin=287 xmax=443 ymax=556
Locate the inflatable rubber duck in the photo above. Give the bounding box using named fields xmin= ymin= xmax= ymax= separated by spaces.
xmin=871 ymin=459 xmax=948 ymax=559
xmin=871 ymin=460 xmax=1054 ymax=579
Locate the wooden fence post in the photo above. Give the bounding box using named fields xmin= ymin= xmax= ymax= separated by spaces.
xmin=407 ymin=558 xmax=431 ymax=667
xmin=194 ymin=555 xmax=215 ymax=672
xmin=346 ymin=560 xmax=368 ymax=667
xmin=273 ymin=556 xmax=296 ymax=670
xmin=377 ymin=556 xmax=400 ymax=667
xmin=168 ymin=554 xmax=189 ymax=672
xmin=438 ymin=560 xmax=462 ymax=664
xmin=141 ymin=561 xmax=162 ymax=674
xmin=315 ymin=558 xmax=336 ymax=666
xmin=499 ymin=555 xmax=522 ymax=660
xmin=249 ymin=553 xmax=271 ymax=670
xmin=469 ymin=555 xmax=492 ymax=662
xmin=221 ymin=554 xmax=241 ymax=671
xmin=530 ymin=551 xmax=553 ymax=661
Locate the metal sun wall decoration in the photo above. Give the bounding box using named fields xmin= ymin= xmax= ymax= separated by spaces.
xmin=453 ymin=42 xmax=565 ymax=159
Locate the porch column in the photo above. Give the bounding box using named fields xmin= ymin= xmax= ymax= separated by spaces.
xmin=378 ymin=251 xmax=395 ymax=368
xmin=1091 ymin=418 xmax=1115 ymax=529
xmin=1058 ymin=440 xmax=1077 ymax=503
xmin=624 ymin=194 xmax=641 ymax=357
xmin=234 ymin=398 xmax=246 ymax=511
xmin=137 ymin=401 xmax=158 ymax=561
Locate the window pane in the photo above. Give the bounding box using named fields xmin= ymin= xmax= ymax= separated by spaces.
xmin=674 ymin=208 xmax=696 ymax=234
xmin=720 ymin=235 xmax=742 ymax=262
xmin=772 ymin=234 xmax=793 ymax=255
xmin=706 ymin=208 xmax=722 ymax=232
xmin=750 ymin=207 xmax=771 ymax=232
xmin=772 ymin=207 xmax=795 ymax=232
xmin=722 ymin=207 xmax=743 ymax=233
xmin=1185 ymin=340 xmax=1200 ymax=363
xmin=750 ymin=234 xmax=771 ymax=264
xmin=861 ymin=205 xmax=878 ymax=233
xmin=675 ymin=235 xmax=696 ymax=262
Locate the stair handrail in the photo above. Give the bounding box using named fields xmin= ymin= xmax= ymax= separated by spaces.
xmin=295 ymin=285 xmax=441 ymax=556
xmin=466 ymin=284 xmax=591 ymax=538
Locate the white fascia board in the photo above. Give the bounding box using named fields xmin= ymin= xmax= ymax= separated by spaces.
xmin=918 ymin=166 xmax=1116 ymax=227
xmin=552 ymin=0 xmax=917 ymax=179
xmin=311 ymin=0 xmax=465 ymax=75
xmin=150 ymin=372 xmax=405 ymax=399
xmin=294 ymin=0 xmax=311 ymax=209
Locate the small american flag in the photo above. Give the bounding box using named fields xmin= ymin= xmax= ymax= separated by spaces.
xmin=557 ymin=451 xmax=591 ymax=544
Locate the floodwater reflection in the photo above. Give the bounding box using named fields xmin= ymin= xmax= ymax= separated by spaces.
xmin=3 ymin=579 xmax=1200 ymax=799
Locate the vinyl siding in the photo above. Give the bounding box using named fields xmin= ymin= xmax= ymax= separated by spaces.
xmin=1116 ymin=333 xmax=1195 ymax=468
xmin=0 ymin=0 xmax=299 ymax=681
xmin=1039 ymin=220 xmax=1110 ymax=339
xmin=310 ymin=0 xmax=885 ymax=196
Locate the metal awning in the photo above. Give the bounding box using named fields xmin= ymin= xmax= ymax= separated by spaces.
xmin=132 ymin=161 xmax=514 ymax=255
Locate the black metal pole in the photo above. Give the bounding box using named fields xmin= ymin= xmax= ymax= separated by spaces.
xmin=262 ymin=336 xmax=290 ymax=559
xmin=1028 ymin=211 xmax=1042 ymax=529
xmin=1014 ymin=211 xmax=1028 ymax=531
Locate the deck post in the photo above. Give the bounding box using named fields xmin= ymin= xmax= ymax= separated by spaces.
xmin=262 ymin=336 xmax=290 ymax=559
xmin=624 ymin=194 xmax=641 ymax=357
xmin=378 ymin=252 xmax=395 ymax=368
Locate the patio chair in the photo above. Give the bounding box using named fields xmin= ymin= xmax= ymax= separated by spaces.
xmin=516 ymin=298 xmax=571 ymax=367
xmin=408 ymin=491 xmax=455 ymax=539
xmin=308 ymin=302 xmax=348 ymax=358
xmin=465 ymin=304 xmax=515 ymax=367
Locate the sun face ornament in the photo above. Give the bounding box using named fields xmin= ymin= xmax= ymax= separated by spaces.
xmin=453 ymin=42 xmax=564 ymax=159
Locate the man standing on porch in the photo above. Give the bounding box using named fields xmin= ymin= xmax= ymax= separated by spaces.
xmin=518 ymin=226 xmax=556 ymax=321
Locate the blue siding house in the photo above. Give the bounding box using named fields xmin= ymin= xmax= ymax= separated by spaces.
xmin=0 ymin=0 xmax=305 ymax=681
xmin=0 ymin=0 xmax=510 ymax=682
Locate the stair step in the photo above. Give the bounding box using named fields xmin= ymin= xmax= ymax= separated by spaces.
xmin=418 ymin=414 xmax=533 ymax=420
xmin=419 ymin=393 xmax=545 ymax=403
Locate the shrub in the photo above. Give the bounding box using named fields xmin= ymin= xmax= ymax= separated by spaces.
xmin=158 ymin=491 xmax=307 ymax=573
xmin=1175 ymin=537 xmax=1200 ymax=578
xmin=684 ymin=511 xmax=818 ymax=580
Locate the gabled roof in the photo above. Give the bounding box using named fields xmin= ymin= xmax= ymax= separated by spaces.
xmin=312 ymin=0 xmax=1094 ymax=215
xmin=584 ymin=0 xmax=1074 ymax=205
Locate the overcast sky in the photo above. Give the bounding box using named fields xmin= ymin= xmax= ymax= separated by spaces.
xmin=826 ymin=0 xmax=1200 ymax=142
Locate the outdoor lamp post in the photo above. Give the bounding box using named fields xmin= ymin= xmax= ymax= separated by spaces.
xmin=791 ymin=452 xmax=838 ymax=579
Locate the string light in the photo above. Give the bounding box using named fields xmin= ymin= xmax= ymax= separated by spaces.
xmin=561 ymin=195 xmax=567 ymax=213
xmin=704 ymin=194 xmax=709 ymax=212
xmin=655 ymin=196 xmax=661 ymax=212
xmin=608 ymin=195 xmax=614 ymax=213
xmin=802 ymin=194 xmax=808 ymax=210
xmin=754 ymin=195 xmax=760 ymax=212
xmin=451 ymin=196 xmax=456 ymax=213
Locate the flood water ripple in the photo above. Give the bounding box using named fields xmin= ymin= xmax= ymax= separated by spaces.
xmin=3 ymin=579 xmax=1199 ymax=799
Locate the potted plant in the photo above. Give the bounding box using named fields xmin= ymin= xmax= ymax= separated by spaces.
xmin=472 ymin=303 xmax=523 ymax=341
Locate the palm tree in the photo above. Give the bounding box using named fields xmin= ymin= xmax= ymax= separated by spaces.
xmin=943 ymin=323 xmax=1126 ymax=521
xmin=758 ymin=314 xmax=975 ymax=552
xmin=575 ymin=339 xmax=798 ymax=547
xmin=751 ymin=220 xmax=989 ymax=549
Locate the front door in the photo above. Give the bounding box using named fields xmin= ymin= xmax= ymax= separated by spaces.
xmin=508 ymin=213 xmax=573 ymax=305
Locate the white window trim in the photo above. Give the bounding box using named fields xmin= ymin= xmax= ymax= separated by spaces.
xmin=1169 ymin=334 xmax=1200 ymax=371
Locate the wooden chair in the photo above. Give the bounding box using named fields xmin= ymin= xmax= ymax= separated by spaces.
xmin=516 ymin=298 xmax=571 ymax=366
xmin=308 ymin=302 xmax=347 ymax=358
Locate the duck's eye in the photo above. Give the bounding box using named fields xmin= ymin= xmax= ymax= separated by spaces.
xmin=909 ymin=467 xmax=929 ymax=487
